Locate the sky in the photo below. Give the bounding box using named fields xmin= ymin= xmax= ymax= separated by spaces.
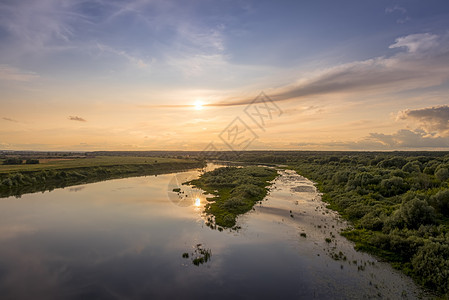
xmin=1 ymin=0 xmax=449 ymax=151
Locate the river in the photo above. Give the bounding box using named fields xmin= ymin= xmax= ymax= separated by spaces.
xmin=0 ymin=164 xmax=427 ymax=299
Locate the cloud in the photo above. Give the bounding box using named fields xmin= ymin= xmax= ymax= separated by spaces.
xmin=385 ymin=5 xmax=407 ymax=14
xmin=385 ymin=5 xmax=410 ymax=24
xmin=368 ymin=129 xmax=449 ymax=148
xmin=207 ymin=32 xmax=449 ymax=107
xmin=389 ymin=33 xmax=439 ymax=53
xmin=2 ymin=117 xmax=19 ymax=123
xmin=0 ymin=1 xmax=79 ymax=50
xmin=292 ymin=129 xmax=449 ymax=150
xmin=165 ymin=24 xmax=228 ymax=76
xmin=96 ymin=43 xmax=151 ymax=69
xmin=0 ymin=65 xmax=38 ymax=82
xmin=397 ymin=105 xmax=449 ymax=135
xmin=68 ymin=116 xmax=86 ymax=122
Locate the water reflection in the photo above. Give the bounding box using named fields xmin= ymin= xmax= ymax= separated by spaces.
xmin=0 ymin=164 xmax=428 ymax=299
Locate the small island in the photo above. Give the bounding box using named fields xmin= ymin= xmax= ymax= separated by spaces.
xmin=188 ymin=166 xmax=278 ymax=229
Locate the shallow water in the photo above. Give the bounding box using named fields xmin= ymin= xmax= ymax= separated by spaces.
xmin=0 ymin=165 xmax=427 ymax=299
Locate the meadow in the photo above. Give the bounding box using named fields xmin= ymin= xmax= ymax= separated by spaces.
xmin=0 ymin=155 xmax=204 ymax=198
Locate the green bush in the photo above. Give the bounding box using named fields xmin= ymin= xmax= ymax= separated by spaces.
xmin=399 ymin=198 xmax=435 ymax=229
xmin=223 ymin=197 xmax=246 ymax=210
xmin=412 ymin=242 xmax=449 ymax=294
xmin=380 ymin=176 xmax=408 ymax=197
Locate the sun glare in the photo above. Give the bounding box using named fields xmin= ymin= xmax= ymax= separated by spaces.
xmin=194 ymin=197 xmax=201 ymax=207
xmin=194 ymin=100 xmax=203 ymax=110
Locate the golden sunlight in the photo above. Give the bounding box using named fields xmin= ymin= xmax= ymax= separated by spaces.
xmin=194 ymin=100 xmax=203 ymax=110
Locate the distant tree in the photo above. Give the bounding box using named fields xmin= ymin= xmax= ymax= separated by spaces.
xmin=377 ymin=157 xmax=408 ymax=169
xmin=435 ymin=168 xmax=449 ymax=181
xmin=402 ymin=161 xmax=422 ymax=173
xmin=431 ymin=190 xmax=449 ymax=216
xmin=25 ymin=159 xmax=39 ymax=164
xmin=3 ymin=157 xmax=22 ymax=165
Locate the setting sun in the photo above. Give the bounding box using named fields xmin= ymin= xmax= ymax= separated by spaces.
xmin=194 ymin=101 xmax=204 ymax=110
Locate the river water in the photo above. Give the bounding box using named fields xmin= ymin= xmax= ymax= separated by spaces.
xmin=0 ymin=164 xmax=427 ymax=299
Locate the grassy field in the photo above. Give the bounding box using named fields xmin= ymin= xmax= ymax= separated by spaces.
xmin=0 ymin=156 xmax=189 ymax=173
xmin=0 ymin=156 xmax=204 ymax=198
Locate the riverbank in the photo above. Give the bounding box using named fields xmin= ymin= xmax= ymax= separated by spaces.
xmin=0 ymin=156 xmax=205 ymax=198
xmin=286 ymin=154 xmax=449 ymax=298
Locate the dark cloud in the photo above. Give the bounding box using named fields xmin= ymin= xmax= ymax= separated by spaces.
xmin=68 ymin=116 xmax=86 ymax=122
xmin=292 ymin=129 xmax=449 ymax=150
xmin=2 ymin=117 xmax=18 ymax=122
xmin=397 ymin=105 xmax=449 ymax=134
xmin=368 ymin=129 xmax=449 ymax=148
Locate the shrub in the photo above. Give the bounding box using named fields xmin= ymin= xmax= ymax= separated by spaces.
xmin=223 ymin=197 xmax=246 ymax=210
xmin=412 ymin=242 xmax=449 ymax=294
xmin=380 ymin=176 xmax=408 ymax=197
xmin=231 ymin=184 xmax=264 ymax=198
xmin=399 ymin=198 xmax=435 ymax=229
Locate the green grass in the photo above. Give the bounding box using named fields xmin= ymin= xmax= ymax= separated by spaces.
xmin=0 ymin=156 xmax=187 ymax=173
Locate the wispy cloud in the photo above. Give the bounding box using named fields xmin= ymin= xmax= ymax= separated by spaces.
xmin=204 ymin=33 xmax=449 ymax=107
xmin=0 ymin=65 xmax=38 ymax=82
xmin=2 ymin=117 xmax=19 ymax=122
xmin=68 ymin=116 xmax=86 ymax=122
xmin=96 ymin=43 xmax=151 ymax=69
xmin=165 ymin=24 xmax=228 ymax=76
xmin=0 ymin=0 xmax=83 ymax=52
xmin=385 ymin=5 xmax=410 ymax=24
xmin=389 ymin=33 xmax=439 ymax=53
xmin=0 ymin=0 xmax=230 ymax=78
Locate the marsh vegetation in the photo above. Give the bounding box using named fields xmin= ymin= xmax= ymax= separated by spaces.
xmin=282 ymin=153 xmax=449 ymax=296
xmin=187 ymin=166 xmax=278 ymax=228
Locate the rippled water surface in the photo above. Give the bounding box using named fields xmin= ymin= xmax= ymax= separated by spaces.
xmin=0 ymin=164 xmax=427 ymax=299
